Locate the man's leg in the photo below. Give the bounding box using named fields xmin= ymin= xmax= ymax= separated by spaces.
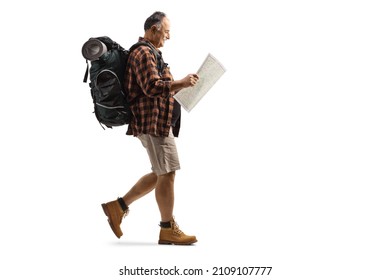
xmin=155 ymin=171 xmax=175 ymax=222
xmin=123 ymin=172 xmax=158 ymax=205
xmin=101 ymin=172 xmax=157 ymax=239
xmin=155 ymin=171 xmax=197 ymax=245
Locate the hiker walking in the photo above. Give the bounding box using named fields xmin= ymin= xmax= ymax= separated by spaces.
xmin=102 ymin=11 xmax=199 ymax=245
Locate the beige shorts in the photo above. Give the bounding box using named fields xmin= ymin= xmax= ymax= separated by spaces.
xmin=137 ymin=128 xmax=181 ymax=175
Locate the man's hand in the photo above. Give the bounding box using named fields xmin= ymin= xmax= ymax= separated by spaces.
xmin=183 ymin=74 xmax=199 ymax=87
xmin=171 ymin=74 xmax=199 ymax=92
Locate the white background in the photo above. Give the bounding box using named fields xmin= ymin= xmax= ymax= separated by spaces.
xmin=1 ymin=0 xmax=389 ymax=279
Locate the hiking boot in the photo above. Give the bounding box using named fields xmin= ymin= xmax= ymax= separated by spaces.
xmin=158 ymin=218 xmax=197 ymax=245
xmin=101 ymin=198 xmax=128 ymax=239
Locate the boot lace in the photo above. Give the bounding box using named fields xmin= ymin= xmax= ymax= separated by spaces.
xmin=172 ymin=219 xmax=183 ymax=236
xmin=123 ymin=209 xmax=129 ymax=218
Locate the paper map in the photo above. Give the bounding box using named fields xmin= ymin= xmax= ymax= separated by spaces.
xmin=174 ymin=53 xmax=226 ymax=112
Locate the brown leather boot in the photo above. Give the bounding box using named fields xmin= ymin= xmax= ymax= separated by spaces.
xmin=101 ymin=199 xmax=128 ymax=239
xmin=158 ymin=218 xmax=197 ymax=245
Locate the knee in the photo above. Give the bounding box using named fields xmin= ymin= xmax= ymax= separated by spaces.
xmin=157 ymin=171 xmax=175 ymax=183
xmin=149 ymin=172 xmax=158 ymax=181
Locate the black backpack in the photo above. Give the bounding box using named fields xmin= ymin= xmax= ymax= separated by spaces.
xmin=82 ymin=36 xmax=164 ymax=129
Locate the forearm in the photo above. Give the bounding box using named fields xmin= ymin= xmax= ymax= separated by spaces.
xmin=143 ymin=79 xmax=171 ymax=98
xmin=170 ymin=74 xmax=199 ymax=93
xmin=170 ymin=79 xmax=187 ymax=93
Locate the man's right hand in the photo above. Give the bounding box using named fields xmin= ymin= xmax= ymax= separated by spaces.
xmin=171 ymin=74 xmax=199 ymax=92
xmin=183 ymin=74 xmax=199 ymax=87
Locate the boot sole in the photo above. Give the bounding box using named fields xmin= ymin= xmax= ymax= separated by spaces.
xmin=101 ymin=203 xmax=122 ymax=239
xmin=158 ymin=239 xmax=198 ymax=245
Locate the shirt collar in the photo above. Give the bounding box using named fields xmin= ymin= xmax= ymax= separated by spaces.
xmin=138 ymin=37 xmax=161 ymax=54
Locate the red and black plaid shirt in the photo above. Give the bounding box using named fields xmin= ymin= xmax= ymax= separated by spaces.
xmin=125 ymin=38 xmax=179 ymax=137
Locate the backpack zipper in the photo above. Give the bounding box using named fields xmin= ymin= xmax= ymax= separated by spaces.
xmin=95 ymin=103 xmax=125 ymax=110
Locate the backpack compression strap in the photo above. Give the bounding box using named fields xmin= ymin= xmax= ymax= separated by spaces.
xmin=83 ymin=42 xmax=165 ymax=83
xmin=83 ymin=59 xmax=89 ymax=83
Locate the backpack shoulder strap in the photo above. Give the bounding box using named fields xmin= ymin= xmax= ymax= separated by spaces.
xmin=129 ymin=42 xmax=165 ymax=74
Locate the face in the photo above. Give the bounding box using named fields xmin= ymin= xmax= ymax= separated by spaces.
xmin=153 ymin=17 xmax=170 ymax=48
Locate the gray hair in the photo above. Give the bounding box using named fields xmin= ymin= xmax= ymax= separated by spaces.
xmin=144 ymin=11 xmax=167 ymax=31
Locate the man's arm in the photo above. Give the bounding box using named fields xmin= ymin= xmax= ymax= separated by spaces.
xmin=131 ymin=46 xmax=171 ymax=98
xmin=131 ymin=46 xmax=199 ymax=96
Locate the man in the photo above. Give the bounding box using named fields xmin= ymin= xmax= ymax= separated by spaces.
xmin=101 ymin=11 xmax=199 ymax=245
